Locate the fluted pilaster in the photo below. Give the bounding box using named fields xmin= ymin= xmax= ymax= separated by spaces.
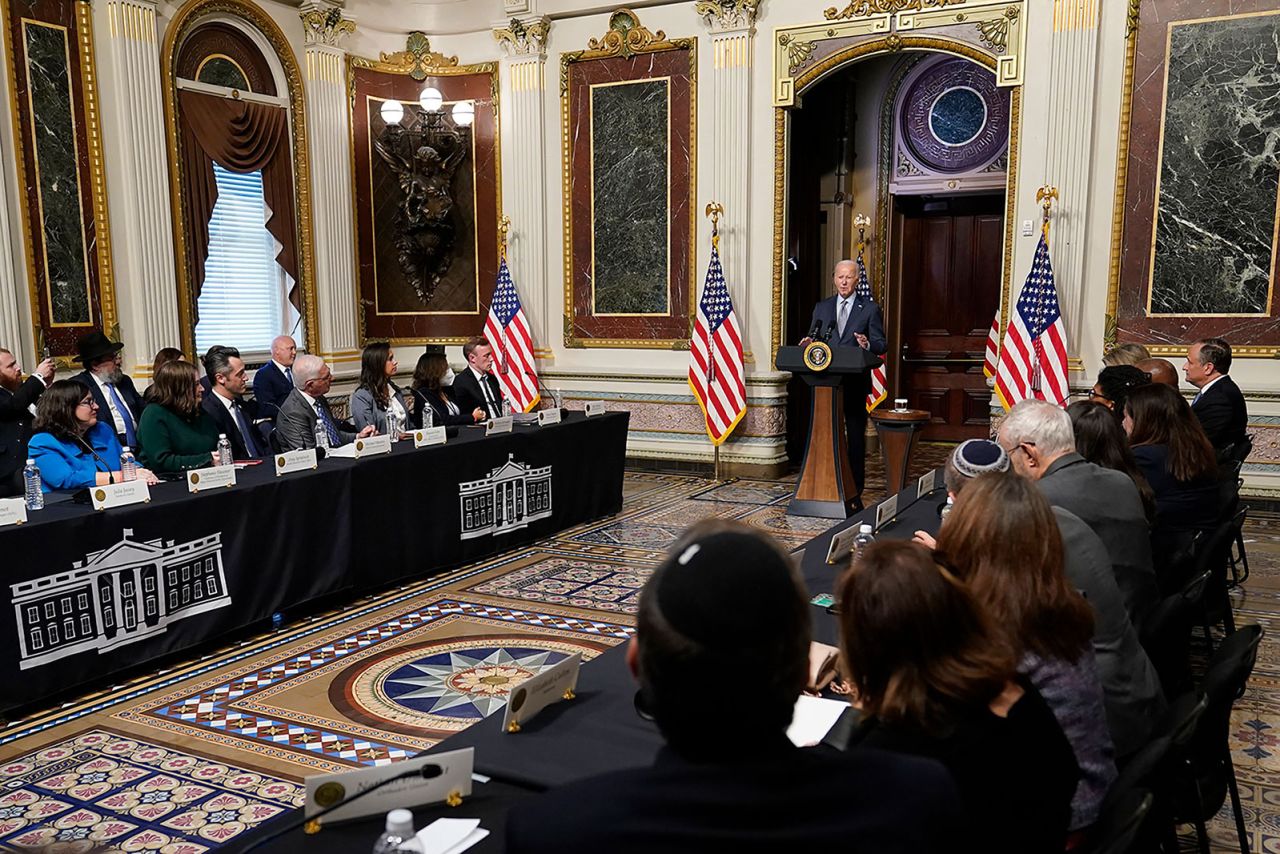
xmin=0 ymin=140 xmax=25 ymax=356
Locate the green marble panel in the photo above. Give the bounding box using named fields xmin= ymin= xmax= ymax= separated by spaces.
xmin=590 ymin=79 xmax=669 ymax=315
xmin=24 ymin=21 xmax=90 ymax=325
xmin=197 ymin=57 xmax=250 ymax=91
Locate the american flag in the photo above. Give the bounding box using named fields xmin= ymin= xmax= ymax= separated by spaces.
xmin=688 ymin=243 xmax=745 ymax=445
xmin=984 ymin=308 xmax=1000 ymax=378
xmin=995 ymin=231 xmax=1069 ymax=409
xmin=484 ymin=258 xmax=540 ymax=413
xmin=855 ymin=253 xmax=888 ymax=411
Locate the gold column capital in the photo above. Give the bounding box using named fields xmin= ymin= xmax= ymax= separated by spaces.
xmin=300 ymin=2 xmax=355 ymax=48
xmin=494 ymin=16 xmax=550 ymax=58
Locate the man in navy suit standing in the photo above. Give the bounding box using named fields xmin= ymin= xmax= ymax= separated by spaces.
xmin=1183 ymin=337 xmax=1248 ymax=454
xmin=252 ymin=335 xmax=297 ymax=421
xmin=800 ymin=259 xmax=887 ymax=505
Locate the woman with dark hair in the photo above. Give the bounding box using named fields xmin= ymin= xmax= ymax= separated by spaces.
xmin=1089 ymin=364 xmax=1149 ymax=418
xmin=1067 ymin=399 xmax=1155 ymax=522
xmin=350 ymin=343 xmax=409 ymax=434
xmin=839 ymin=540 xmax=1078 ymax=853
xmin=1124 ymin=383 xmax=1219 ymax=531
xmin=136 ymin=360 xmax=220 ymax=473
xmin=938 ymin=473 xmax=1116 ymax=831
xmin=28 ymin=380 xmax=158 ymax=490
xmin=143 ymin=347 xmax=185 ymax=404
xmin=409 ymin=349 xmax=486 ymax=428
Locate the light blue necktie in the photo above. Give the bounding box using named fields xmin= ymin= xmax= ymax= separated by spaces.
xmin=316 ymin=400 xmax=341 ymax=446
xmin=838 ymin=299 xmax=849 ymax=337
xmin=105 ymin=382 xmax=137 ymax=447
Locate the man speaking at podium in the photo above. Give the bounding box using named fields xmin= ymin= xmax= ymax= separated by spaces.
xmin=800 ymin=259 xmax=887 ymax=505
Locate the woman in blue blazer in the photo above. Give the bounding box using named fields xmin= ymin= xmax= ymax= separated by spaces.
xmin=28 ymin=381 xmax=158 ymax=491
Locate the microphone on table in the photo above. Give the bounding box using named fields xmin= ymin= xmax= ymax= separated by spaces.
xmin=237 ymin=763 xmax=446 ymax=854
xmin=527 ymin=372 xmax=564 ymax=412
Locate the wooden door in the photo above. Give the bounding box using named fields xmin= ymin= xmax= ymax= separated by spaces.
xmin=891 ymin=195 xmax=1004 ymax=442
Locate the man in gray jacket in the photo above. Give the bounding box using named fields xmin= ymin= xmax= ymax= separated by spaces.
xmin=276 ymin=354 xmax=376 ymax=451
xmin=998 ymin=400 xmax=1159 ymax=624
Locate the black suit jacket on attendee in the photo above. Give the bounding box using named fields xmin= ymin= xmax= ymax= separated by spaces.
xmin=200 ymin=392 xmax=263 ymax=460
xmin=506 ymin=743 xmax=967 ymax=854
xmin=275 ymin=388 xmax=356 ymax=450
xmin=72 ymin=369 xmax=145 ymax=445
xmin=1192 ymin=374 xmax=1247 ymax=452
xmin=409 ymin=387 xmax=477 ymax=428
xmin=0 ymin=376 xmax=46 ymax=496
xmin=451 ymin=368 xmax=502 ymax=420
xmin=253 ymin=361 xmax=294 ymax=420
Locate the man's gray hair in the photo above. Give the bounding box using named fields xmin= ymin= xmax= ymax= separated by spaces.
xmin=1000 ymin=399 xmax=1076 ymax=456
xmin=834 ymin=259 xmax=857 ymax=272
xmin=292 ymin=353 xmax=325 ymax=389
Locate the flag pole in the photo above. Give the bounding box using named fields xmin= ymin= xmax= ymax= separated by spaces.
xmin=1031 ymin=186 xmax=1058 ymax=396
xmin=705 ymin=202 xmax=724 ymax=483
xmin=498 ymin=215 xmax=511 ymax=260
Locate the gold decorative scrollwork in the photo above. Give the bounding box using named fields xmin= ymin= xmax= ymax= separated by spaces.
xmin=379 ymin=31 xmax=459 ymax=81
xmin=585 ymin=8 xmax=667 ymax=58
xmin=824 ymin=0 xmax=961 ymax=20
xmin=300 ymin=6 xmax=354 ymax=47
xmin=778 ymin=33 xmax=816 ymax=72
xmin=974 ymin=6 xmax=1017 ymax=54
xmin=1125 ymin=0 xmax=1140 ymax=40
xmin=694 ymin=0 xmax=760 ymax=30
xmin=493 ymin=16 xmax=550 ymax=56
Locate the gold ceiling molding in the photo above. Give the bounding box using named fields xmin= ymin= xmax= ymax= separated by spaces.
xmin=379 ymin=31 xmax=459 ymax=81
xmin=493 ymin=16 xmax=550 ymax=56
xmin=773 ymin=0 xmax=1025 ymax=105
xmin=300 ymin=5 xmax=355 ymax=47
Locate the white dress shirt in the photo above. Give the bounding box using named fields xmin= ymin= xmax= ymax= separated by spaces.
xmin=90 ymin=371 xmax=128 ymax=436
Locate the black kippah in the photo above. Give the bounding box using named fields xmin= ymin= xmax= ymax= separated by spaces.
xmin=654 ymin=531 xmax=796 ymax=647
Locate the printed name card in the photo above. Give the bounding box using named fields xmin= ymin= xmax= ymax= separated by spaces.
xmin=304 ymin=749 xmax=475 ymax=824
xmin=353 ymin=434 xmax=393 ymax=458
xmin=916 ymin=469 xmax=937 ymax=499
xmin=874 ymin=493 xmax=899 ymax=532
xmin=187 ymin=465 xmax=236 ymax=494
xmin=486 ymin=416 xmax=513 ymax=436
xmin=0 ymin=497 xmax=28 ymax=527
xmin=503 ymin=653 xmax=581 ymax=733
xmin=824 ymin=524 xmax=861 ymax=565
xmin=275 ymin=449 xmax=318 ymax=476
xmin=92 ymin=480 xmax=151 ymax=511
xmin=537 ymin=408 xmax=562 ymax=426
xmin=584 ymin=401 xmax=606 ymax=417
xmin=414 ymin=427 xmax=447 ymax=448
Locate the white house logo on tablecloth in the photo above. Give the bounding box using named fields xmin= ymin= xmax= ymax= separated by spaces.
xmin=459 ymin=453 xmax=553 ymax=540
xmin=10 ymin=528 xmax=230 ymax=670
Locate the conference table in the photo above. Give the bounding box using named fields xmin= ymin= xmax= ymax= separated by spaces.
xmin=0 ymin=411 xmax=630 ymax=717
xmin=234 ymin=477 xmax=948 ymax=853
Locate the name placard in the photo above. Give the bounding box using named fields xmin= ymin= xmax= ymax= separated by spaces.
xmin=486 ymin=416 xmax=513 ymax=436
xmin=414 ymin=427 xmax=447 ymax=448
xmin=187 ymin=465 xmax=236 ymax=494
xmin=503 ymin=653 xmax=581 ymax=733
xmin=304 ymin=748 xmax=475 ymax=824
xmin=353 ymin=434 xmax=392 ymax=458
xmin=584 ymin=401 xmax=606 ymax=417
xmin=874 ymin=493 xmax=898 ymax=532
xmin=92 ymin=480 xmax=151 ymax=511
xmin=916 ymin=469 xmax=937 ymax=499
xmin=537 ymin=408 xmax=562 ymax=426
xmin=824 ymin=524 xmax=862 ymax=565
xmin=0 ymin=497 xmax=28 ymax=527
xmin=275 ymin=449 xmax=318 ymax=476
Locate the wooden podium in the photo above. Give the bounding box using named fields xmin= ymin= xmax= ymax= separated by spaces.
xmin=777 ymin=343 xmax=883 ymax=519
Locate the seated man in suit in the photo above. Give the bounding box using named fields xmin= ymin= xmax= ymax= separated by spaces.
xmin=1183 ymin=337 xmax=1247 ymax=454
xmin=201 ymin=346 xmax=263 ymax=460
xmin=275 ymin=354 xmax=375 ymax=451
xmin=253 ymin=335 xmax=297 ymax=420
xmin=72 ymin=330 xmax=146 ymax=451
xmin=998 ymin=399 xmax=1159 ymax=624
xmin=451 ymin=336 xmax=504 ymax=421
xmin=506 ymin=520 xmax=966 ymax=854
xmin=799 ymin=260 xmax=887 ymax=505
xmin=0 ymin=347 xmax=55 ymax=496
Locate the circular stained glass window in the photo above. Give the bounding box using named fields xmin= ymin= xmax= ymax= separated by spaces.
xmin=929 ymin=87 xmax=987 ymax=147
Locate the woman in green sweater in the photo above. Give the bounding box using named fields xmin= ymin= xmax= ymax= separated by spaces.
xmin=137 ymin=360 xmax=220 ymax=473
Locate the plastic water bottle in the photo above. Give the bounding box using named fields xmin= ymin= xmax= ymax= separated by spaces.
xmin=271 ymin=612 xmax=283 ymax=631
xmin=217 ymin=434 xmax=233 ymax=467
xmin=422 ymin=404 xmax=434 ymax=429
xmin=552 ymin=389 xmax=564 ymax=410
xmin=502 ymin=397 xmax=513 ymax=418
xmin=120 ymin=447 xmax=137 ymax=482
xmin=387 ymin=411 xmax=401 ymax=443
xmin=23 ymin=459 xmax=43 ymax=511
xmin=850 ymin=523 xmax=875 ymax=564
xmin=372 ymin=808 xmax=415 ymax=854
xmin=939 ymin=495 xmax=955 ymax=522
xmin=314 ymin=420 xmax=330 ymax=451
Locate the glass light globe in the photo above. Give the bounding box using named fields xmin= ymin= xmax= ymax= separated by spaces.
xmin=419 ymin=87 xmax=443 ymax=112
xmin=451 ymin=100 xmax=475 ymax=127
xmin=379 ymin=99 xmax=404 ymax=126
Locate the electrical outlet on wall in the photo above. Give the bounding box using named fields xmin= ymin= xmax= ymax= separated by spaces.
xmin=1021 ymin=219 xmax=1035 ymax=237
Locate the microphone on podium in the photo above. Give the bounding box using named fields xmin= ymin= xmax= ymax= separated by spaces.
xmin=821 ymin=321 xmax=837 ymax=343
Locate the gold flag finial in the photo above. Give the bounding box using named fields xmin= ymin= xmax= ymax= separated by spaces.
xmin=1036 ymin=186 xmax=1059 ymax=236
xmin=705 ymin=202 xmax=724 ymax=250
xmin=498 ymin=216 xmax=512 ymax=259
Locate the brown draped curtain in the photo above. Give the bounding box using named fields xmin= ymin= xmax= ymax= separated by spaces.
xmin=178 ymin=89 xmax=300 ymax=317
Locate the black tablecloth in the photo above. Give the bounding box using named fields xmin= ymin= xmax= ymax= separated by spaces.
xmin=0 ymin=412 xmax=629 ymax=715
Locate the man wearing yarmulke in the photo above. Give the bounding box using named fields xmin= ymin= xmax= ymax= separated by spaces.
xmin=506 ymin=520 xmax=966 ymax=854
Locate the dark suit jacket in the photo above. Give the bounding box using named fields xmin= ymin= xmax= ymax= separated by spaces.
xmin=200 ymin=392 xmax=263 ymax=460
xmin=0 ymin=376 xmax=46 ymax=496
xmin=506 ymin=742 xmax=967 ymax=854
xmin=809 ymin=294 xmax=887 ymax=396
xmin=252 ymin=361 xmax=294 ymax=420
xmin=72 ymin=369 xmax=145 ymax=445
xmin=1037 ymin=453 xmax=1158 ymax=624
xmin=1191 ymin=375 xmax=1247 ymax=451
xmin=409 ymin=386 xmax=478 ymax=428
xmin=275 ymin=389 xmax=356 ymax=450
xmin=451 ymin=368 xmax=502 ymax=420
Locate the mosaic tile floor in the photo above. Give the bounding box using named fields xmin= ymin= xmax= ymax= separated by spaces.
xmin=1 ymin=445 xmax=1276 ymax=852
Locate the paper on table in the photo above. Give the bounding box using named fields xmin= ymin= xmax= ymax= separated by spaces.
xmin=786 ymin=695 xmax=847 ymax=748
xmin=414 ymin=818 xmax=488 ymax=854
xmin=323 ymin=443 xmax=357 ymax=458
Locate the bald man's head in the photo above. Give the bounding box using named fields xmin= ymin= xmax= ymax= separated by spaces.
xmin=1137 ymin=358 xmax=1178 ymax=389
